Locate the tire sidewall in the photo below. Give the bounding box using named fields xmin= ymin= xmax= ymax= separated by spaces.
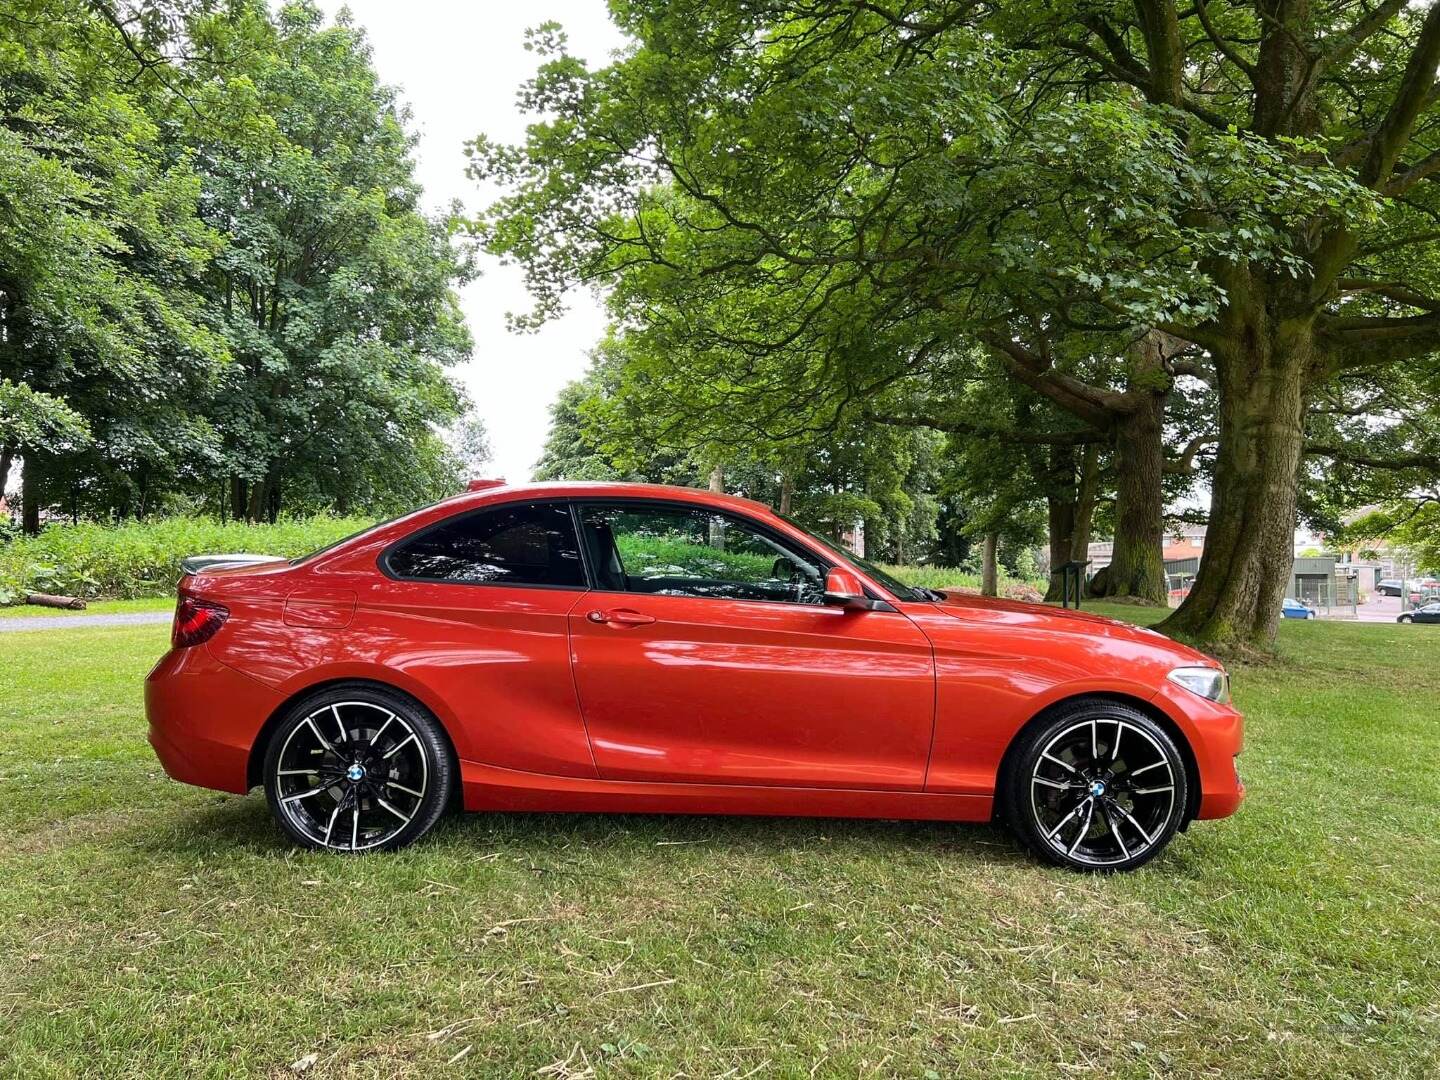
xmin=1001 ymin=699 xmax=1190 ymax=872
xmin=262 ymin=684 xmax=456 ymax=853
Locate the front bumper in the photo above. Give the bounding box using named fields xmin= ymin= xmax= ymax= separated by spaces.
xmin=1151 ymin=680 xmax=1245 ymax=820
xmin=145 ymin=645 xmax=284 ymax=794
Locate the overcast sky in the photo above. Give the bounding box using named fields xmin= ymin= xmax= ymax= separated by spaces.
xmin=318 ymin=1 xmax=627 ymax=481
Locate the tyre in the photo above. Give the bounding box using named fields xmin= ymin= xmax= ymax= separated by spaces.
xmin=263 ymin=684 xmax=456 ymax=852
xmin=1399 ymin=615 xmax=1413 ymax=624
xmin=1001 ymin=699 xmax=1190 ymax=872
xmin=1307 ymin=611 xmax=1316 ymax=620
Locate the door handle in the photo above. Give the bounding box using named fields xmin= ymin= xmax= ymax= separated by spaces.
xmin=587 ymin=608 xmax=656 ymax=627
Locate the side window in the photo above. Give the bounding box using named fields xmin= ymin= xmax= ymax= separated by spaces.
xmin=578 ymin=503 xmax=826 ymax=604
xmin=386 ymin=502 xmax=586 ymax=587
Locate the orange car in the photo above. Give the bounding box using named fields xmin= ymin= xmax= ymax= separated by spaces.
xmin=147 ymin=482 xmax=1243 ymax=871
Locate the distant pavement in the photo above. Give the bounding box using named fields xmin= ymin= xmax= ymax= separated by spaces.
xmin=0 ymin=611 xmax=171 ymax=632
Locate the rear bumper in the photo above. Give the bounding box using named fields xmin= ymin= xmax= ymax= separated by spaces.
xmin=145 ymin=645 xmax=284 ymax=795
xmin=1151 ymin=681 xmax=1245 ymax=820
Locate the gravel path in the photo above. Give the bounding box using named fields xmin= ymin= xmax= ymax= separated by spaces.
xmin=0 ymin=611 xmax=171 ymax=632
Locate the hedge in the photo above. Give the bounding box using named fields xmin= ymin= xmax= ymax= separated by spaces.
xmin=0 ymin=516 xmax=375 ymax=603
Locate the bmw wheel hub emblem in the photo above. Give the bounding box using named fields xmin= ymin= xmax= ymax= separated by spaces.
xmin=1088 ymin=780 xmax=1106 ymax=797
xmin=346 ymin=763 xmax=366 ymax=782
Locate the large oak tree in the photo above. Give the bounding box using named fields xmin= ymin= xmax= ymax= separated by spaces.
xmin=478 ymin=1 xmax=1440 ymax=649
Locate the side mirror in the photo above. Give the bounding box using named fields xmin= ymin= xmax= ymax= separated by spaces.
xmin=824 ymin=567 xmax=885 ymax=611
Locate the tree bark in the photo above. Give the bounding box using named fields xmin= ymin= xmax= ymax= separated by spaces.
xmin=1043 ymin=444 xmax=1079 ymax=602
xmin=229 ymin=476 xmax=247 ymax=522
xmin=21 ymin=458 xmax=40 ymax=535
xmin=1091 ymin=391 xmax=1168 ymax=604
xmin=0 ymin=443 xmax=13 ymax=501
xmin=1159 ymin=318 xmax=1310 ymax=650
xmin=778 ymin=472 xmax=793 ymax=516
xmin=981 ymin=532 xmax=999 ymax=597
xmin=707 ymin=463 xmax=725 ymax=549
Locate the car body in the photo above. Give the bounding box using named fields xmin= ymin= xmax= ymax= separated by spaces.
xmin=1398 ymin=601 xmax=1440 ymax=624
xmin=1377 ymin=578 xmax=1405 ymax=597
xmin=146 ymin=481 xmax=1244 ymax=870
xmin=1281 ymin=597 xmax=1315 ymax=620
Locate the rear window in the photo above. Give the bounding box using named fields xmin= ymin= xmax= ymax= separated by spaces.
xmin=384 ymin=501 xmax=585 ymax=588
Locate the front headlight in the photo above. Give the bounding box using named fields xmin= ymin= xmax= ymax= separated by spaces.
xmin=1168 ymin=666 xmax=1230 ymax=704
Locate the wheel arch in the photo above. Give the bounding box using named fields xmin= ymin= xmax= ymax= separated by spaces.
xmin=993 ymin=691 xmax=1202 ymax=827
xmin=246 ymin=676 xmax=461 ymax=800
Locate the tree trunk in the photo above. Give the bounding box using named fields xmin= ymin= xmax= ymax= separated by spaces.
xmin=246 ymin=477 xmax=268 ymax=523
xmin=229 ymin=476 xmax=247 ymax=521
xmin=981 ymin=532 xmax=999 ymax=597
xmin=1043 ymin=444 xmax=1079 ymax=602
xmin=21 ymin=459 xmax=40 ymax=535
xmin=778 ymin=472 xmax=794 ymax=517
xmin=0 ymin=443 xmax=13 ymax=501
xmin=1073 ymin=442 xmax=1099 ymax=564
xmin=1158 ymin=324 xmax=1309 ymax=651
xmin=707 ymin=464 xmax=725 ymax=549
xmin=1090 ymin=391 xmax=1168 ymax=604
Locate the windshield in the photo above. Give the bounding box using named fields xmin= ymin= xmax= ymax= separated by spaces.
xmin=779 ymin=516 xmax=936 ymax=602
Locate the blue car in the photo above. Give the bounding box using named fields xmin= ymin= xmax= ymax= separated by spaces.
xmin=1281 ymin=597 xmax=1316 ymax=620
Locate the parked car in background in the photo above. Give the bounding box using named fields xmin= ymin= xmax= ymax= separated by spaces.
xmin=1377 ymin=578 xmax=1405 ymax=597
xmin=1398 ymin=602 xmax=1440 ymax=624
xmin=1281 ymin=597 xmax=1316 ymax=620
xmin=145 ymin=480 xmax=1245 ymax=872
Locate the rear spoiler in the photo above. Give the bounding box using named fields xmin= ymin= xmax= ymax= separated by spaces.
xmin=179 ymin=554 xmax=287 ymax=577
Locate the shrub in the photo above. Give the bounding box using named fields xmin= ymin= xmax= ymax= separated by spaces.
xmin=0 ymin=516 xmax=375 ymax=602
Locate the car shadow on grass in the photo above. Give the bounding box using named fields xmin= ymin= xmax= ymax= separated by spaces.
xmin=142 ymin=790 xmax=1033 ymax=868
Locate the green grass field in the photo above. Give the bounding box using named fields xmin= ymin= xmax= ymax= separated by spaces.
xmin=1 ymin=611 xmax=1437 ymax=1077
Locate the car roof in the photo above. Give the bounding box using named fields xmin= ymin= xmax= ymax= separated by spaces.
xmin=450 ymin=480 xmax=779 ymax=518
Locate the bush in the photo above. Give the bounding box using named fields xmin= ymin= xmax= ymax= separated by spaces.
xmin=882 ymin=563 xmax=1047 ymax=595
xmin=0 ymin=516 xmax=375 ymax=602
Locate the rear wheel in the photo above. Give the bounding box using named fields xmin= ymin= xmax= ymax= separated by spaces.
xmin=1001 ymin=699 xmax=1189 ymax=872
xmin=263 ymin=685 xmax=455 ymax=852
xmin=1399 ymin=615 xmax=1414 ymax=624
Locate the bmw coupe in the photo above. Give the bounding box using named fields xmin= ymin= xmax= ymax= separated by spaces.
xmin=146 ymin=482 xmax=1243 ymax=871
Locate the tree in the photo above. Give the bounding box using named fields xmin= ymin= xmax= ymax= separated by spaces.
xmin=449 ymin=414 xmax=493 ymax=478
xmin=0 ymin=0 xmax=227 ymax=531
xmin=477 ymin=2 xmax=1440 ymax=651
xmin=192 ymin=2 xmax=471 ymax=521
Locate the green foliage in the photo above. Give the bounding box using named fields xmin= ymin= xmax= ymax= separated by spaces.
xmin=0 ymin=515 xmax=372 ymax=601
xmin=1 ymin=0 xmax=471 ymax=525
xmin=0 ymin=379 xmax=90 ymax=456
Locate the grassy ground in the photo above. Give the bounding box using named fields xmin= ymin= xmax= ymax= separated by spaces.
xmin=0 ymin=597 xmax=173 ymax=619
xmin=1 ymin=614 xmax=1437 ymax=1077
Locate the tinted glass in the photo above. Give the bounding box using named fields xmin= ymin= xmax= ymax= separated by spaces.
xmin=579 ymin=504 xmax=825 ymax=604
xmin=387 ymin=502 xmax=585 ymax=587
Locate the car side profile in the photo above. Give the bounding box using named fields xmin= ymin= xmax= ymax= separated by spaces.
xmin=1280 ymin=597 xmax=1315 ymax=620
xmin=146 ymin=482 xmax=1244 ymax=871
xmin=1398 ymin=601 xmax=1440 ymax=624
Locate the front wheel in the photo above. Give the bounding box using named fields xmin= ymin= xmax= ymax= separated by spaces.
xmin=1001 ymin=699 xmax=1190 ymax=872
xmin=1399 ymin=615 xmax=1414 ymax=624
xmin=263 ymin=685 xmax=456 ymax=852
xmin=1307 ymin=611 xmax=1316 ymax=620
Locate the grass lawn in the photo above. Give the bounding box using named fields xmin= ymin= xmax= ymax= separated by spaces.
xmin=1 ymin=614 xmax=1437 ymax=1077
xmin=0 ymin=597 xmax=174 ymax=619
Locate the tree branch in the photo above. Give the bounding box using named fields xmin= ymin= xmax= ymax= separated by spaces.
xmin=865 ymin=411 xmax=1106 ymax=445
xmin=1305 ymin=443 xmax=1440 ymax=471
xmin=1359 ymin=3 xmax=1440 ymax=188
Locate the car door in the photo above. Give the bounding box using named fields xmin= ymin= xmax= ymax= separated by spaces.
xmin=364 ymin=499 xmax=598 ymax=778
xmin=567 ymin=501 xmax=935 ymax=790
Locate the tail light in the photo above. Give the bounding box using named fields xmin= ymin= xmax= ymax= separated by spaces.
xmin=173 ymin=592 xmax=230 ymax=648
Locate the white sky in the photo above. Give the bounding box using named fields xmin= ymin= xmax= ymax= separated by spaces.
xmin=319 ymin=1 xmax=627 ymax=482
